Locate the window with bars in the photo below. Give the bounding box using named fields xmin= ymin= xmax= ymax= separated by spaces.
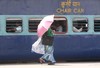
xmin=73 ymin=17 xmax=88 ymax=32
xmin=29 ymin=18 xmax=41 ymax=32
xmin=6 ymin=18 xmax=22 ymax=33
xmin=94 ymin=18 xmax=100 ymax=32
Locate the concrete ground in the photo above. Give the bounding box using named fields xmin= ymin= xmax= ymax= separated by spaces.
xmin=0 ymin=62 xmax=100 ymax=68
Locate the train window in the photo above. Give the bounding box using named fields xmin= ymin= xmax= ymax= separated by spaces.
xmin=51 ymin=17 xmax=67 ymax=34
xmin=73 ymin=17 xmax=88 ymax=32
xmin=29 ymin=18 xmax=41 ymax=32
xmin=94 ymin=18 xmax=100 ymax=32
xmin=6 ymin=18 xmax=22 ymax=33
xmin=29 ymin=17 xmax=67 ymax=34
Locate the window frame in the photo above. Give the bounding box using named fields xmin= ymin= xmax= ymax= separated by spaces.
xmin=72 ymin=17 xmax=88 ymax=33
xmin=6 ymin=17 xmax=23 ymax=33
xmin=94 ymin=17 xmax=100 ymax=32
xmin=28 ymin=18 xmax=42 ymax=33
xmin=53 ymin=17 xmax=68 ymax=34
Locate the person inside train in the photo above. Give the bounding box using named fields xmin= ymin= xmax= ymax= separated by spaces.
xmin=73 ymin=26 xmax=83 ymax=32
xmin=56 ymin=23 xmax=63 ymax=32
xmin=8 ymin=23 xmax=22 ymax=33
xmin=15 ymin=23 xmax=22 ymax=33
xmin=73 ymin=23 xmax=83 ymax=32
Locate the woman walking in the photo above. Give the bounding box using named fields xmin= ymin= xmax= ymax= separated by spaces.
xmin=39 ymin=28 xmax=56 ymax=65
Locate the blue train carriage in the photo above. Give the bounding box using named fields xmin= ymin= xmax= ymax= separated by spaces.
xmin=0 ymin=0 xmax=100 ymax=62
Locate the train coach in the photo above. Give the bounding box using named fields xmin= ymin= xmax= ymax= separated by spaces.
xmin=0 ymin=0 xmax=100 ymax=62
